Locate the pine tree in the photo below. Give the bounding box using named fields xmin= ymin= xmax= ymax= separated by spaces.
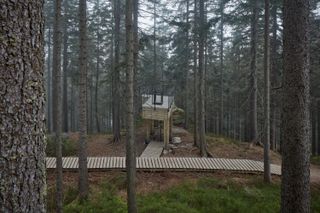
xmin=125 ymin=0 xmax=137 ymax=211
xmin=0 ymin=1 xmax=46 ymax=211
xmin=263 ymin=0 xmax=271 ymax=183
xmin=198 ymin=0 xmax=207 ymax=157
xmin=112 ymin=0 xmax=121 ymax=142
xmin=52 ymin=0 xmax=63 ymax=210
xmin=249 ymin=0 xmax=258 ymax=144
xmin=281 ymin=0 xmax=311 ymax=211
xmin=78 ymin=0 xmax=89 ymax=201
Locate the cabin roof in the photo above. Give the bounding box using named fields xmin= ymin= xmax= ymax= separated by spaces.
xmin=142 ymin=94 xmax=174 ymax=110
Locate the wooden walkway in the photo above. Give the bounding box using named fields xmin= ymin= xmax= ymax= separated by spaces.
xmin=140 ymin=141 xmax=164 ymax=157
xmin=46 ymin=157 xmax=281 ymax=175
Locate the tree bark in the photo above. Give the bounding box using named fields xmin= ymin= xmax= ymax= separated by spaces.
xmin=270 ymin=2 xmax=278 ymax=151
xmin=125 ymin=0 xmax=137 ymax=212
xmin=0 ymin=1 xmax=46 ymax=211
xmin=198 ymin=0 xmax=207 ymax=157
xmin=153 ymin=0 xmax=157 ymax=89
xmin=315 ymin=100 xmax=320 ymax=156
xmin=263 ymin=0 xmax=271 ymax=183
xmin=184 ymin=0 xmax=190 ymax=129
xmin=112 ymin=0 xmax=121 ymax=142
xmin=219 ymin=0 xmax=224 ymax=135
xmin=78 ymin=0 xmax=89 ymax=201
xmin=133 ymin=0 xmax=139 ymax=119
xmin=95 ymin=0 xmax=101 ymax=133
xmin=52 ymin=0 xmax=64 ymax=211
xmin=193 ymin=0 xmax=199 ymax=147
xmin=62 ymin=0 xmax=69 ymax=133
xmin=47 ymin=28 xmax=53 ymax=133
xmin=281 ymin=0 xmax=311 ymax=211
xmin=250 ymin=0 xmax=258 ymax=143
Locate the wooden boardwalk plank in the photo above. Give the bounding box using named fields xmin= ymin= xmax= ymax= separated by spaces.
xmin=136 ymin=158 xmax=141 ymax=169
xmin=215 ymin=158 xmax=223 ymax=169
xmin=237 ymin=159 xmax=246 ymax=171
xmin=208 ymin=158 xmax=216 ymax=170
xmin=188 ymin=157 xmax=197 ymax=169
xmin=240 ymin=159 xmax=250 ymax=171
xmin=248 ymin=160 xmax=257 ymax=171
xmin=192 ymin=158 xmax=201 ymax=169
xmin=140 ymin=141 xmax=163 ymax=158
xmin=46 ymin=157 xmax=281 ymax=175
xmin=226 ymin=159 xmax=235 ymax=170
xmin=182 ymin=157 xmax=190 ymax=169
xmin=199 ymin=158 xmax=208 ymax=170
xmin=249 ymin=160 xmax=259 ymax=171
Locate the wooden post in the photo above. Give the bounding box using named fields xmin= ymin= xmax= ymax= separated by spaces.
xmin=164 ymin=119 xmax=169 ymax=149
xmin=169 ymin=115 xmax=173 ymax=141
xmin=146 ymin=120 xmax=151 ymax=142
xmin=151 ymin=120 xmax=154 ymax=135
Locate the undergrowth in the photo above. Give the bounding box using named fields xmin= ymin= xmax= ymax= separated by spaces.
xmin=47 ymin=176 xmax=320 ymax=213
xmin=311 ymin=155 xmax=320 ymax=165
xmin=46 ymin=135 xmax=77 ymax=157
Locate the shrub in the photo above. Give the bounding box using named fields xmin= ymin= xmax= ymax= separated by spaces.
xmin=46 ymin=135 xmax=77 ymax=157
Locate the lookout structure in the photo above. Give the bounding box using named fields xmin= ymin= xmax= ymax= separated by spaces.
xmin=142 ymin=94 xmax=174 ymax=149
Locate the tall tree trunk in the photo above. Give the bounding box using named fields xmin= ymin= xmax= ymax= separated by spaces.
xmin=47 ymin=28 xmax=53 ymax=133
xmin=133 ymin=0 xmax=139 ymax=119
xmin=112 ymin=0 xmax=121 ymax=142
xmin=71 ymin=81 xmax=75 ymax=131
xmin=95 ymin=0 xmax=101 ymax=133
xmin=184 ymin=0 xmax=190 ymax=129
xmin=0 ymin=1 xmax=46 ymax=211
xmin=193 ymin=0 xmax=199 ymax=147
xmin=125 ymin=0 xmax=137 ymax=212
xmin=89 ymin=81 xmax=94 ymax=133
xmin=250 ymin=0 xmax=258 ymax=143
xmin=270 ymin=2 xmax=278 ymax=151
xmin=219 ymin=0 xmax=224 ymax=135
xmin=263 ymin=0 xmax=271 ymax=183
xmin=78 ymin=0 xmax=89 ymax=201
xmin=62 ymin=0 xmax=69 ymax=133
xmin=315 ymin=105 xmax=319 ymax=155
xmin=281 ymin=0 xmax=311 ymax=211
xmin=153 ymin=0 xmax=157 ymax=89
xmin=317 ymin=100 xmax=320 ymax=155
xmin=95 ymin=48 xmax=100 ymax=132
xmin=52 ymin=0 xmax=63 ymax=211
xmin=198 ymin=0 xmax=207 ymax=157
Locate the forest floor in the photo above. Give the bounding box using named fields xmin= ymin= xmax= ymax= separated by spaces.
xmin=55 ymin=123 xmax=320 ymax=186
xmin=46 ymin=170 xmax=320 ymax=212
xmin=46 ymin=124 xmax=320 ymax=212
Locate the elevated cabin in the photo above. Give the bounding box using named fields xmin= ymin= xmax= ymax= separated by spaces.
xmin=142 ymin=94 xmax=174 ymax=149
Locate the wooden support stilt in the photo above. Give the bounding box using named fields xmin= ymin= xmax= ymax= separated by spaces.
xmin=151 ymin=120 xmax=154 ymax=135
xmin=164 ymin=119 xmax=169 ymax=149
xmin=169 ymin=115 xmax=173 ymax=141
xmin=146 ymin=120 xmax=151 ymax=142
